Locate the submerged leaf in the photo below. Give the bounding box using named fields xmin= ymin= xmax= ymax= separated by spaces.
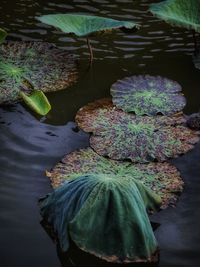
xmin=40 ymin=174 xmax=160 ymax=263
xmin=149 ymin=0 xmax=200 ymax=32
xmin=76 ymin=99 xmax=200 ymax=163
xmin=111 ymin=75 xmax=186 ymax=115
xmin=47 ymin=147 xmax=183 ymax=208
xmin=0 ymin=41 xmax=77 ymax=105
xmin=0 ymin=28 xmax=7 ymax=44
xmin=20 ymin=90 xmax=51 ymax=116
xmin=37 ymin=13 xmax=139 ymax=37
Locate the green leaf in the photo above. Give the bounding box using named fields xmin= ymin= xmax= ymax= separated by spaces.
xmin=20 ymin=90 xmax=51 ymax=116
xmin=47 ymin=147 xmax=183 ymax=209
xmin=40 ymin=174 xmax=160 ymax=262
xmin=149 ymin=0 xmax=200 ymax=32
xmin=37 ymin=13 xmax=139 ymax=37
xmin=0 ymin=28 xmax=7 ymax=44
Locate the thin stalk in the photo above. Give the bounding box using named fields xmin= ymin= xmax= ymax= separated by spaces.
xmin=192 ymin=30 xmax=198 ymax=56
xmin=86 ymin=37 xmax=93 ymax=65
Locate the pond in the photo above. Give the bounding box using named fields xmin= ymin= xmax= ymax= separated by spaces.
xmin=0 ymin=0 xmax=200 ymax=267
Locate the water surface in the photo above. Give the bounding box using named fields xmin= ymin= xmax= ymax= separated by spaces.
xmin=0 ymin=1 xmax=200 ymax=267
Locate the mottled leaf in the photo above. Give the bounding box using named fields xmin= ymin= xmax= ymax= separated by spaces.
xmin=40 ymin=174 xmax=159 ymax=263
xmin=0 ymin=41 xmax=77 ymax=105
xmin=76 ymin=99 xmax=199 ymax=163
xmin=20 ymin=90 xmax=51 ymax=116
xmin=111 ymin=75 xmax=186 ymax=115
xmin=37 ymin=13 xmax=139 ymax=37
xmin=187 ymin=113 xmax=200 ymax=130
xmin=149 ymin=0 xmax=200 ymax=33
xmin=47 ymin=147 xmax=183 ymax=209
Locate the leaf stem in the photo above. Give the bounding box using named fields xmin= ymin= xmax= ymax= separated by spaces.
xmin=86 ymin=37 xmax=93 ymax=65
xmin=192 ymin=30 xmax=199 ymax=56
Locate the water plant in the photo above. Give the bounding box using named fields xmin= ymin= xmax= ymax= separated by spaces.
xmin=75 ymin=98 xmax=200 ymax=163
xmin=40 ymin=173 xmax=160 ymax=263
xmin=46 ymin=147 xmax=183 ymax=208
xmin=149 ymin=0 xmax=200 ymax=66
xmin=111 ymin=75 xmax=186 ymax=115
xmin=0 ymin=41 xmax=77 ymax=115
xmin=37 ymin=13 xmax=139 ymax=64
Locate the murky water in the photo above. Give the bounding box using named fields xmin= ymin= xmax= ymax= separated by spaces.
xmin=0 ymin=1 xmax=200 ymax=267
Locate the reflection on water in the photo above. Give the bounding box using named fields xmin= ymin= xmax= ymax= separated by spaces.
xmin=1 ymin=1 xmax=200 ymax=267
xmin=57 ymin=244 xmax=160 ymax=267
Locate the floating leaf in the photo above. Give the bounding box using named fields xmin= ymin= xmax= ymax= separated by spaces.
xmin=40 ymin=174 xmax=160 ymax=263
xmin=0 ymin=41 xmax=77 ymax=105
xmin=47 ymin=147 xmax=183 ymax=208
xmin=37 ymin=13 xmax=139 ymax=37
xmin=20 ymin=90 xmax=51 ymax=116
xmin=187 ymin=113 xmax=200 ymax=130
xmin=149 ymin=0 xmax=200 ymax=33
xmin=111 ymin=75 xmax=186 ymax=115
xmin=76 ymin=99 xmax=200 ymax=163
xmin=0 ymin=28 xmax=7 ymax=44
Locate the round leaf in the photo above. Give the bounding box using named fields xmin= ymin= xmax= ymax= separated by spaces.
xmin=47 ymin=147 xmax=183 ymax=209
xmin=76 ymin=99 xmax=200 ymax=163
xmin=111 ymin=75 xmax=186 ymax=115
xmin=37 ymin=13 xmax=139 ymax=37
xmin=149 ymin=0 xmax=200 ymax=33
xmin=0 ymin=41 xmax=77 ymax=105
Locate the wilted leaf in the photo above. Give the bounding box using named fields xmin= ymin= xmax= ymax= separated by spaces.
xmin=40 ymin=173 xmax=159 ymax=263
xmin=47 ymin=147 xmax=183 ymax=209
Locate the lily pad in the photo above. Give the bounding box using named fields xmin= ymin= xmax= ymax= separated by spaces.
xmin=20 ymin=90 xmax=51 ymax=116
xmin=0 ymin=41 xmax=77 ymax=105
xmin=76 ymin=99 xmax=200 ymax=163
xmin=47 ymin=147 xmax=183 ymax=209
xmin=0 ymin=28 xmax=7 ymax=44
xmin=40 ymin=174 xmax=160 ymax=263
xmin=111 ymin=75 xmax=186 ymax=115
xmin=149 ymin=0 xmax=200 ymax=33
xmin=37 ymin=13 xmax=139 ymax=37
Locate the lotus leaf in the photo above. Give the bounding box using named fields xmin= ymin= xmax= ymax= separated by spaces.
xmin=40 ymin=174 xmax=160 ymax=263
xmin=149 ymin=0 xmax=200 ymax=33
xmin=19 ymin=90 xmax=51 ymax=116
xmin=0 ymin=28 xmax=7 ymax=44
xmin=37 ymin=13 xmax=139 ymax=64
xmin=0 ymin=41 xmax=77 ymax=105
xmin=76 ymin=99 xmax=200 ymax=163
xmin=47 ymin=147 xmax=183 ymax=208
xmin=37 ymin=13 xmax=138 ymax=37
xmin=111 ymin=75 xmax=186 ymax=115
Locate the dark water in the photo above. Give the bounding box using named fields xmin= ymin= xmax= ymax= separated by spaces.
xmin=0 ymin=1 xmax=200 ymax=267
